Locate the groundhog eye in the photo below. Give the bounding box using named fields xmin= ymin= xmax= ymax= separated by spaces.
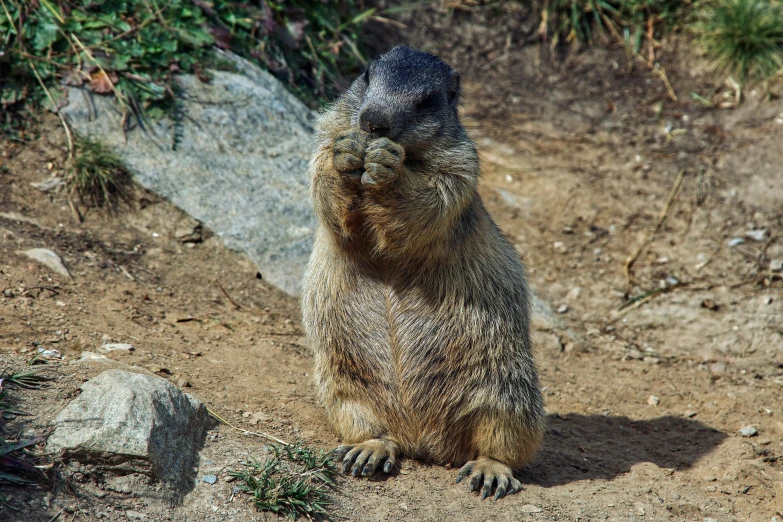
xmin=416 ymin=92 xmax=439 ymax=111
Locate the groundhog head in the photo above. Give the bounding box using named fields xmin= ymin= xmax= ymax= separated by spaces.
xmin=343 ymin=46 xmax=464 ymax=157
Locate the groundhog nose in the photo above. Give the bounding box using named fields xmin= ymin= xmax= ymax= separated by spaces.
xmin=359 ymin=108 xmax=391 ymax=136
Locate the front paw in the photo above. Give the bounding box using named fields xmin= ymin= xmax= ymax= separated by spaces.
xmin=361 ymin=138 xmax=405 ymax=186
xmin=333 ymin=129 xmax=369 ymax=175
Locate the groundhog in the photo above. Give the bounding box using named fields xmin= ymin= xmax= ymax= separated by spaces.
xmin=301 ymin=46 xmax=545 ymax=500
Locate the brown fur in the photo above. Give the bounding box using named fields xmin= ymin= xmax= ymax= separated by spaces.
xmin=301 ymin=47 xmax=545 ymax=496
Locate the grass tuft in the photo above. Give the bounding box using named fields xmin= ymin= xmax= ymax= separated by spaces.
xmin=539 ymin=0 xmax=692 ymax=50
xmin=67 ymin=137 xmax=134 ymax=212
xmin=229 ymin=442 xmax=336 ymax=520
xmin=697 ymin=0 xmax=783 ymax=84
xmin=0 ymin=363 xmax=53 ymax=487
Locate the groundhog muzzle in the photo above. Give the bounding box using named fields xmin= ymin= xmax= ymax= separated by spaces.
xmin=301 ymin=46 xmax=546 ymax=500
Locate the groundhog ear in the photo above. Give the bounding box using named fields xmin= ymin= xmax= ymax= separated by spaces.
xmin=447 ymin=71 xmax=461 ymax=105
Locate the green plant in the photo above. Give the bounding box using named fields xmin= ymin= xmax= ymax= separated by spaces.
xmin=697 ymin=0 xmax=783 ymax=84
xmin=0 ymin=365 xmax=52 ymax=487
xmin=539 ymin=0 xmax=693 ymax=50
xmin=0 ymin=0 xmax=373 ymax=125
xmin=229 ymin=442 xmax=336 ymax=520
xmin=67 ymin=136 xmax=134 ymax=212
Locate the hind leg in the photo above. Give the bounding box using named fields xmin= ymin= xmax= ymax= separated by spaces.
xmin=327 ymin=400 xmax=400 ymax=477
xmin=335 ymin=438 xmax=400 ymax=477
xmin=455 ymin=413 xmax=544 ymax=500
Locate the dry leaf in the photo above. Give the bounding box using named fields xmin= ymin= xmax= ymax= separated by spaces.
xmin=89 ymin=70 xmax=118 ymax=94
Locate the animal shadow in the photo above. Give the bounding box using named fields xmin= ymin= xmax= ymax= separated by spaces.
xmin=520 ymin=413 xmax=728 ymax=487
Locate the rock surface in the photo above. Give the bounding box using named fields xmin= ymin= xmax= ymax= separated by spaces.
xmin=47 ymin=369 xmax=212 ymax=494
xmin=61 ymin=51 xmax=317 ymax=296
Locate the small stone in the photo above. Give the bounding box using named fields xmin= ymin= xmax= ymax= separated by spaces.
xmin=648 ymin=395 xmax=660 ymax=406
xmin=565 ymin=287 xmax=582 ymax=302
xmin=553 ymin=241 xmax=567 ymax=253
xmin=564 ymin=339 xmax=589 ymax=354
xmin=2 ymin=289 xmax=13 ymax=298
xmin=176 ymin=378 xmax=191 ymax=388
xmin=739 ymin=426 xmax=758 ymax=437
xmin=770 ymin=259 xmax=783 ymax=273
xmin=643 ymin=356 xmax=660 ymax=364
xmin=17 ymin=248 xmax=71 ymax=278
xmin=37 ymin=347 xmax=62 ymax=359
xmin=701 ymin=299 xmax=719 ymax=311
xmin=31 ymin=177 xmax=65 ymax=193
xmin=684 ymin=411 xmax=698 ymax=418
xmin=710 ymin=363 xmax=727 ymax=374
xmin=100 ymin=343 xmax=134 ymax=353
xmin=250 ymin=411 xmax=271 ymax=425
xmin=519 ymin=504 xmax=543 ymax=514
xmin=202 ymin=474 xmax=217 ymax=484
xmin=727 ymin=237 xmax=745 ymax=247
xmin=73 ymin=352 xmax=109 ymax=363
xmin=126 ymin=511 xmax=146 ymax=520
xmin=745 ymin=229 xmax=768 ymax=242
xmin=556 ymin=304 xmax=569 ymax=314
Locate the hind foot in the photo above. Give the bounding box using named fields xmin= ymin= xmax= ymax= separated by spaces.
xmin=456 ymin=457 xmax=523 ymax=500
xmin=334 ymin=438 xmax=400 ymax=477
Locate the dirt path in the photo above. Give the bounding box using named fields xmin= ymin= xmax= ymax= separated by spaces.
xmin=3 ymin=33 xmax=783 ymax=522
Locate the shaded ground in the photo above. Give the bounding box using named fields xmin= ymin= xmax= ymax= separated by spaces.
xmin=2 ymin=4 xmax=783 ymax=520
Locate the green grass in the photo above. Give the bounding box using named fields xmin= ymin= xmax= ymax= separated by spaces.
xmin=67 ymin=137 xmax=134 ymax=212
xmin=0 ymin=0 xmax=373 ymax=125
xmin=538 ymin=0 xmax=694 ymax=50
xmin=229 ymin=442 xmax=336 ymax=520
xmin=0 ymin=362 xmax=53 ymax=487
xmin=697 ymin=0 xmax=783 ymax=84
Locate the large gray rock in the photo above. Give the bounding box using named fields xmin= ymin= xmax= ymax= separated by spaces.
xmin=47 ymin=369 xmax=212 ymax=494
xmin=61 ymin=51 xmax=317 ymax=295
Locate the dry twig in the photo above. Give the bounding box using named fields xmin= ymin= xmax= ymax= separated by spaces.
xmin=624 ymin=169 xmax=686 ymax=292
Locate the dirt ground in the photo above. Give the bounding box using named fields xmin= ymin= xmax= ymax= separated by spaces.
xmin=2 ymin=4 xmax=783 ymax=521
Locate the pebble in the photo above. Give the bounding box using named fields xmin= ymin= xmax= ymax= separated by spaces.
xmin=202 ymin=474 xmax=217 ymax=484
xmin=30 ymin=177 xmax=64 ymax=193
xmin=684 ymin=411 xmax=698 ymax=418
xmin=710 ymin=363 xmax=727 ymax=374
xmin=647 ymin=395 xmax=660 ymax=406
xmin=519 ymin=504 xmax=543 ymax=514
xmin=37 ymin=347 xmax=62 ymax=359
xmin=125 ymin=511 xmax=146 ymax=520
xmin=739 ymin=426 xmax=758 ymax=437
xmin=556 ymin=304 xmax=569 ymax=314
xmin=770 ymin=259 xmax=783 ymax=273
xmin=744 ymin=229 xmax=768 ymax=242
xmin=727 ymin=237 xmax=745 ymax=247
xmin=565 ymin=287 xmax=582 ymax=302
xmin=100 ymin=343 xmax=134 ymax=352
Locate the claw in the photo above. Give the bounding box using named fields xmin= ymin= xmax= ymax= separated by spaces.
xmin=383 ymin=460 xmax=393 ymax=474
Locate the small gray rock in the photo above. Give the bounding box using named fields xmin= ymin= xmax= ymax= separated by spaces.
xmin=744 ymin=229 xmax=768 ymax=242
xmin=99 ymin=343 xmax=134 ymax=352
xmin=727 ymin=237 xmax=745 ymax=247
xmin=739 ymin=426 xmax=758 ymax=437
xmin=17 ymin=248 xmax=71 ymax=278
xmin=47 ymin=369 xmax=213 ymax=493
xmin=770 ymin=259 xmax=783 ymax=273
xmin=31 ymin=176 xmax=65 ymax=193
xmin=201 ymin=474 xmax=217 ymax=485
